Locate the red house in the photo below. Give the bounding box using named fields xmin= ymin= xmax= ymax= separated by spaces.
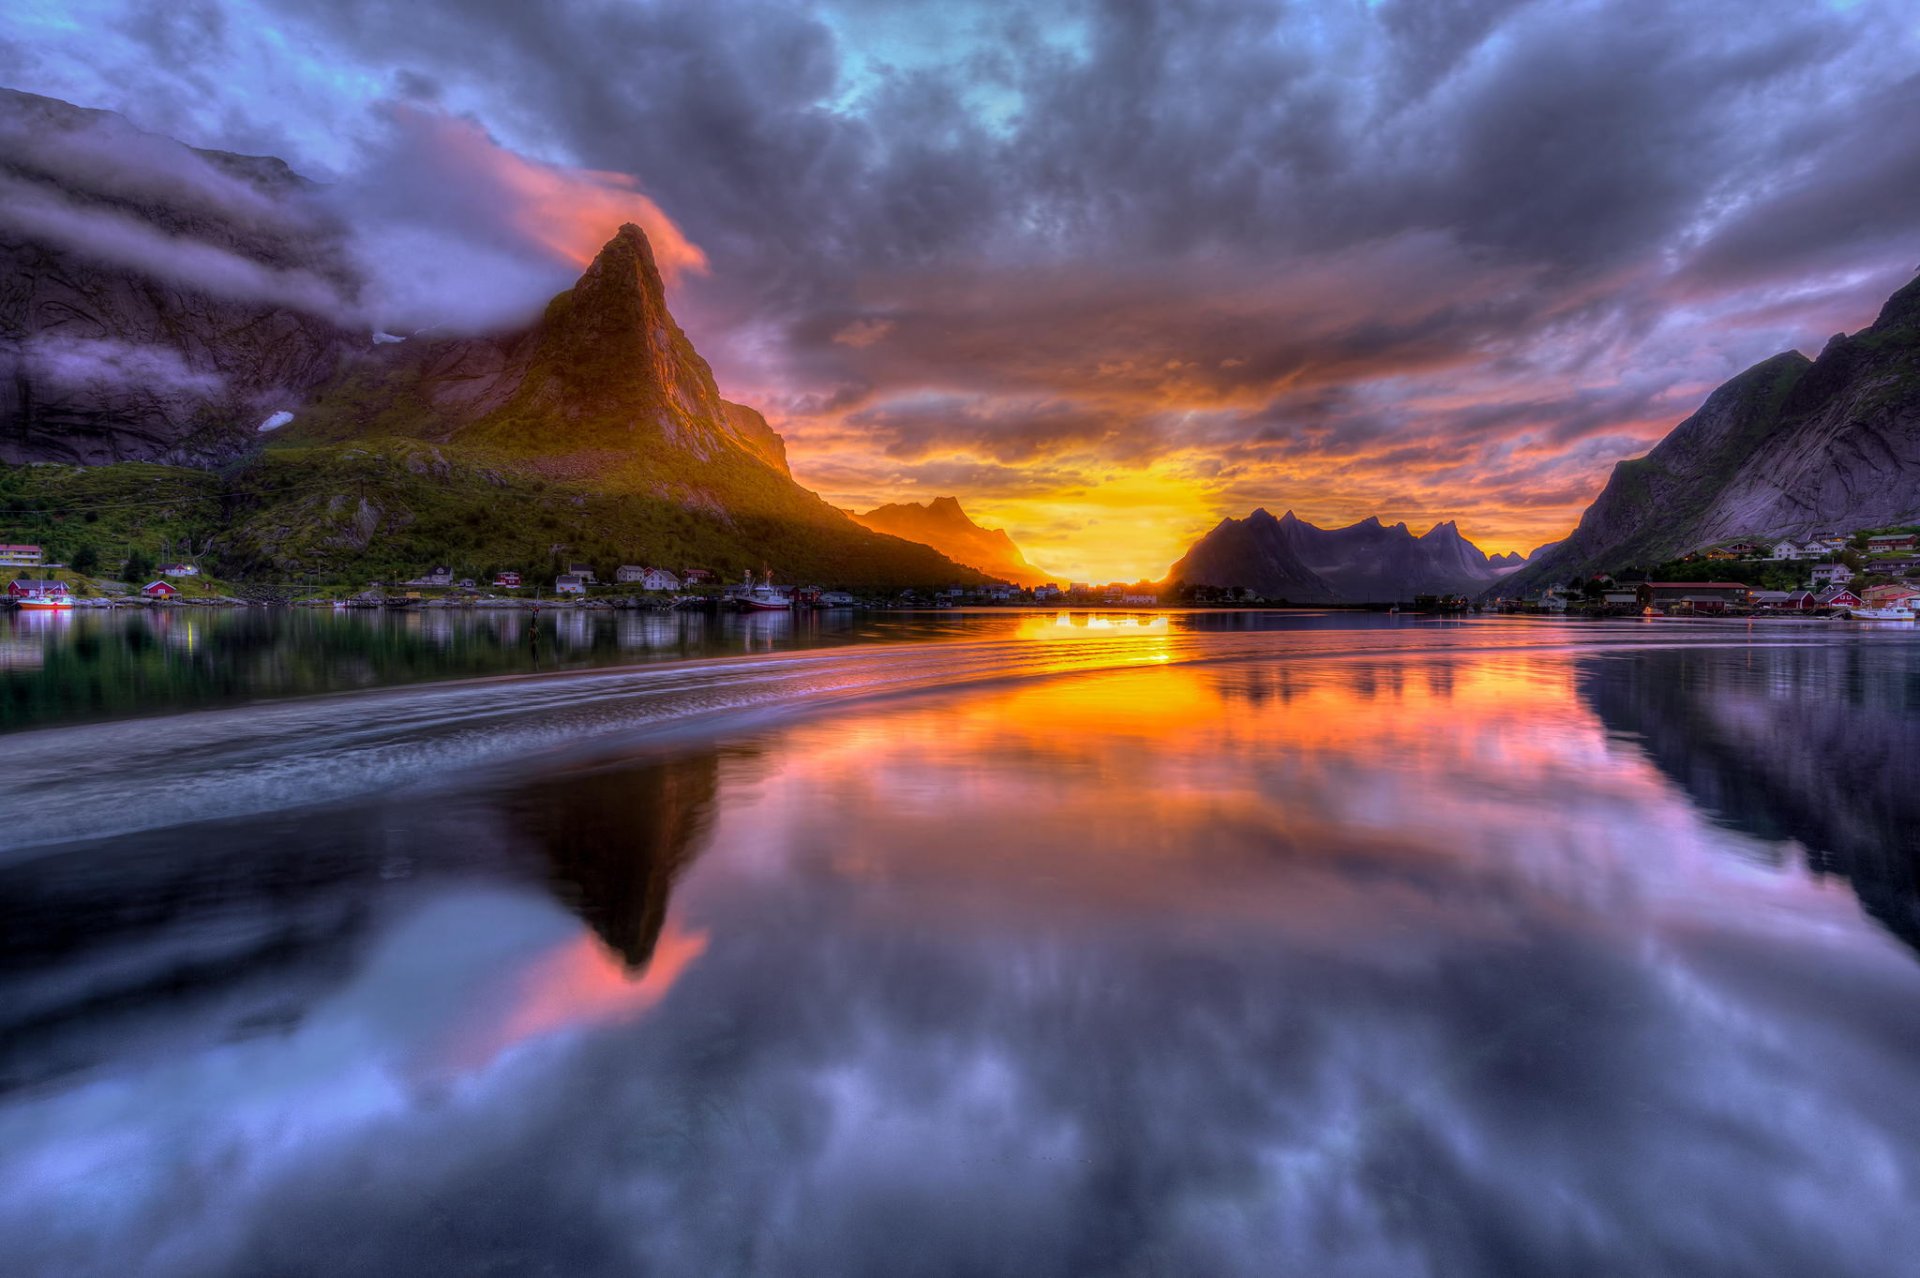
xmin=1815 ymin=586 xmax=1862 ymax=610
xmin=7 ymin=578 xmax=69 ymax=600
xmin=141 ymin=580 xmax=179 ymax=599
xmin=492 ymin=571 xmax=522 ymax=589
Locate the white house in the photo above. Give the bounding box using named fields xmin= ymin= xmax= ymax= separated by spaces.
xmin=160 ymin=562 xmax=200 ymax=577
xmin=1811 ymin=562 xmax=1855 ymax=586
xmin=554 ymin=573 xmax=587 ymax=595
xmin=567 ymin=563 xmax=599 ymax=584
xmin=617 ymin=566 xmax=680 ymax=591
xmin=405 ymin=566 xmax=453 ymax=587
xmin=1770 ymin=540 xmax=1816 ymax=560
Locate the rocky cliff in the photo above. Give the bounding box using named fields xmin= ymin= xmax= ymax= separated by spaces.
xmin=1168 ymin=508 xmax=1515 ymax=603
xmin=850 ymin=497 xmax=1051 ymax=586
xmin=0 ymin=87 xmax=362 ymax=465
xmin=1505 ymin=272 xmax=1920 ymax=593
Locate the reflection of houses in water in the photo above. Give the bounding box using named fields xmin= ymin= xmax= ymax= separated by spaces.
xmin=615 ymin=611 xmax=683 ymax=652
xmin=1580 ymin=646 xmax=1920 ymax=956
xmin=503 ymin=753 xmax=721 ymax=969
xmin=415 ymin=609 xmax=456 ymax=649
xmin=552 ymin=609 xmax=593 ymax=650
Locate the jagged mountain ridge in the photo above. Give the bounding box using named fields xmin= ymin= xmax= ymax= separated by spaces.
xmin=1169 ymin=508 xmax=1519 ymax=603
xmin=1504 ymin=272 xmax=1920 ymax=594
xmin=849 ymin=497 xmax=1051 ymax=586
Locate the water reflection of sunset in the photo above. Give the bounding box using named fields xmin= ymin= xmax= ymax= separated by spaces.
xmin=453 ymin=922 xmax=708 ymax=1071
xmin=698 ymin=649 xmax=1867 ymax=954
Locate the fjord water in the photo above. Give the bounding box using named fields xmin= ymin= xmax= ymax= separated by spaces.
xmin=4 ymin=613 xmax=1918 ymax=1276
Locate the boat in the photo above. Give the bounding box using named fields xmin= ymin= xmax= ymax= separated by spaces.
xmin=1850 ymin=606 xmax=1915 ymax=620
xmin=729 ymin=570 xmax=793 ymax=612
xmin=11 ymin=581 xmax=74 ymax=611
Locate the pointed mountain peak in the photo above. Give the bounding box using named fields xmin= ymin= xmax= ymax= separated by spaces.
xmin=1247 ymin=507 xmax=1277 ymax=523
xmin=578 ymin=222 xmax=666 ymax=299
xmin=1420 ymin=520 xmax=1460 ymax=540
xmin=928 ymin=495 xmax=966 ymax=517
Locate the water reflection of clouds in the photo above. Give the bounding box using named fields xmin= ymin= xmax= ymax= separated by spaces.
xmin=6 ymin=642 xmax=1920 ymax=1275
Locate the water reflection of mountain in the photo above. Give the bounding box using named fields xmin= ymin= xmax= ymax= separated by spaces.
xmin=0 ymin=748 xmax=723 ymax=1092
xmin=1580 ymin=644 xmax=1920 ymax=955
xmin=0 ymin=807 xmax=439 ymax=1093
xmin=500 ymin=753 xmax=721 ymax=969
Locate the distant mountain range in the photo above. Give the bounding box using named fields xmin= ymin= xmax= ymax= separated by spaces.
xmin=849 ymin=497 xmax=1051 ymax=586
xmin=1504 ymin=271 xmax=1920 ymax=594
xmin=0 ymin=88 xmax=984 ymax=587
xmin=1168 ymin=509 xmax=1524 ymax=603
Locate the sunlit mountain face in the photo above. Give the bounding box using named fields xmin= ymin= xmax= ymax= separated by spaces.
xmin=6 ymin=0 xmax=1917 ymax=579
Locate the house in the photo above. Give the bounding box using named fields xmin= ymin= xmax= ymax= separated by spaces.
xmin=1815 ymin=586 xmax=1863 ymax=610
xmin=1034 ymin=584 xmax=1062 ymax=600
xmin=7 ymin=578 xmax=71 ymax=600
xmin=1707 ymin=542 xmax=1763 ymax=560
xmin=567 ymin=563 xmax=598 ymax=584
xmin=493 ymin=571 xmax=522 ymax=589
xmin=1865 ymin=533 xmax=1918 ymax=553
xmin=0 ymin=544 xmax=45 ymax=567
xmin=1781 ymin=590 xmax=1819 ymax=611
xmin=1861 ymin=584 xmax=1920 ymax=608
xmin=1122 ymin=593 xmax=1157 ymax=605
xmin=1811 ymin=535 xmax=1851 ymax=552
xmin=1750 ymin=590 xmax=1792 ymax=608
xmin=1769 ymin=540 xmax=1817 ymax=560
xmin=1602 ymin=590 xmax=1639 ymax=606
xmin=160 ymin=562 xmax=200 ymax=577
xmin=681 ymin=568 xmax=715 ymax=585
xmin=640 ymin=568 xmax=680 ymax=591
xmin=615 ymin=565 xmax=647 ymax=584
xmin=405 ymin=566 xmax=454 ymax=587
xmin=140 ymin=580 xmax=179 ymax=599
xmin=554 ymin=573 xmax=587 ymax=595
xmin=1637 ymin=581 xmax=1750 ymax=613
xmin=1811 ymin=562 xmax=1854 ymax=586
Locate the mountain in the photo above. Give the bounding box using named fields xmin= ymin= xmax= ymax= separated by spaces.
xmin=1505 ymin=272 xmax=1920 ymax=594
xmin=0 ymin=89 xmax=986 ymax=588
xmin=849 ymin=497 xmax=1051 ymax=586
xmin=0 ymin=87 xmax=362 ymax=465
xmin=1168 ymin=508 xmax=1516 ymax=603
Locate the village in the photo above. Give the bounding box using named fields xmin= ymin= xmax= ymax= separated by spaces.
xmin=7 ymin=527 xmax=1920 ymax=618
xmin=1511 ymin=530 xmax=1920 ymax=618
xmin=0 ymin=542 xmax=1166 ymax=613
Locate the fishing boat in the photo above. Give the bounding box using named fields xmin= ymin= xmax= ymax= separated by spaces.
xmin=1850 ymin=605 xmax=1915 ymax=620
xmin=9 ymin=579 xmax=74 ymax=611
xmin=729 ymin=570 xmax=792 ymax=612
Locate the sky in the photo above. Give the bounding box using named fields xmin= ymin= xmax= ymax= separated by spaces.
xmin=3 ymin=0 xmax=1918 ymax=581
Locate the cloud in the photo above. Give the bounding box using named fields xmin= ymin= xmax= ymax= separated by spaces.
xmin=329 ymin=102 xmax=708 ymax=332
xmin=9 ymin=335 xmax=225 ymax=396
